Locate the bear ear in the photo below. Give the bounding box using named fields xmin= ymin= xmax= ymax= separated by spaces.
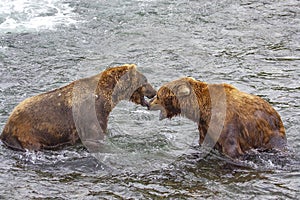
xmin=186 ymin=77 xmax=196 ymax=81
xmin=124 ymin=64 xmax=136 ymax=80
xmin=125 ymin=64 xmax=137 ymax=70
xmin=177 ymin=84 xmax=191 ymax=97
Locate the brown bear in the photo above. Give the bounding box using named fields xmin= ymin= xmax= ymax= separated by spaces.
xmin=0 ymin=64 xmax=156 ymax=152
xmin=149 ymin=77 xmax=287 ymax=158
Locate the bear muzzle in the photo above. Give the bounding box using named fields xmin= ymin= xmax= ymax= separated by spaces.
xmin=141 ymin=83 xmax=156 ymax=108
xmin=149 ymin=98 xmax=167 ymax=120
xmin=143 ymin=84 xmax=156 ymax=99
xmin=130 ymin=83 xmax=156 ymax=108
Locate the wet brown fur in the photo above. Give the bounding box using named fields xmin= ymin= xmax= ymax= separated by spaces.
xmin=150 ymin=77 xmax=287 ymax=158
xmin=0 ymin=64 xmax=156 ymax=151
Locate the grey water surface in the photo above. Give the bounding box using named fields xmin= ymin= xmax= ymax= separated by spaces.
xmin=0 ymin=0 xmax=299 ymax=199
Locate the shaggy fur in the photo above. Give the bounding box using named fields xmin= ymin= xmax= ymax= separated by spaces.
xmin=1 ymin=64 xmax=156 ymax=151
xmin=150 ymin=77 xmax=286 ymax=158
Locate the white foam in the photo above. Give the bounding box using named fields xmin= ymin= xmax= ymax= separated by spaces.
xmin=0 ymin=0 xmax=78 ymax=33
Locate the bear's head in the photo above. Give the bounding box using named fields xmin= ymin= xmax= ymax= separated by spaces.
xmin=149 ymin=77 xmax=201 ymax=121
xmin=130 ymin=83 xmax=157 ymax=107
xmin=107 ymin=64 xmax=156 ymax=108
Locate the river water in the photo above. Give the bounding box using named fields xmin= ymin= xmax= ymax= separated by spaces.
xmin=0 ymin=0 xmax=299 ymax=199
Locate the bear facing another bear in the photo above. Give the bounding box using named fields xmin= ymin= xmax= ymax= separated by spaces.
xmin=149 ymin=77 xmax=287 ymax=158
xmin=0 ymin=65 xmax=287 ymax=159
xmin=0 ymin=64 xmax=156 ymax=151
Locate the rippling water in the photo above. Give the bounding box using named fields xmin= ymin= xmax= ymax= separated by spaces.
xmin=0 ymin=0 xmax=299 ymax=199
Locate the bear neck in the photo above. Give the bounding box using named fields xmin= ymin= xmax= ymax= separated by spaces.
xmin=93 ymin=72 xmax=135 ymax=131
xmin=71 ymin=69 xmax=135 ymax=134
xmin=183 ymin=81 xmax=212 ymax=125
xmin=94 ymin=72 xmax=127 ymax=108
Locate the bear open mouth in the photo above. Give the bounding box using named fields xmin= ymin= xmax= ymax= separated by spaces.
xmin=140 ymin=96 xmax=150 ymax=108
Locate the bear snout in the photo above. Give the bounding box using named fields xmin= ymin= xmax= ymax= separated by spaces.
xmin=149 ymin=99 xmax=167 ymax=120
xmin=149 ymin=97 xmax=165 ymax=112
xmin=149 ymin=98 xmax=161 ymax=111
xmin=143 ymin=83 xmax=156 ymax=99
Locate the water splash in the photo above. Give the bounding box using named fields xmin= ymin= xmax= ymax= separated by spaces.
xmin=0 ymin=0 xmax=78 ymax=33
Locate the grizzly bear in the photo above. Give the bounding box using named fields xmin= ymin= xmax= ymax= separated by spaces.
xmin=149 ymin=77 xmax=287 ymax=158
xmin=1 ymin=64 xmax=156 ymax=152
